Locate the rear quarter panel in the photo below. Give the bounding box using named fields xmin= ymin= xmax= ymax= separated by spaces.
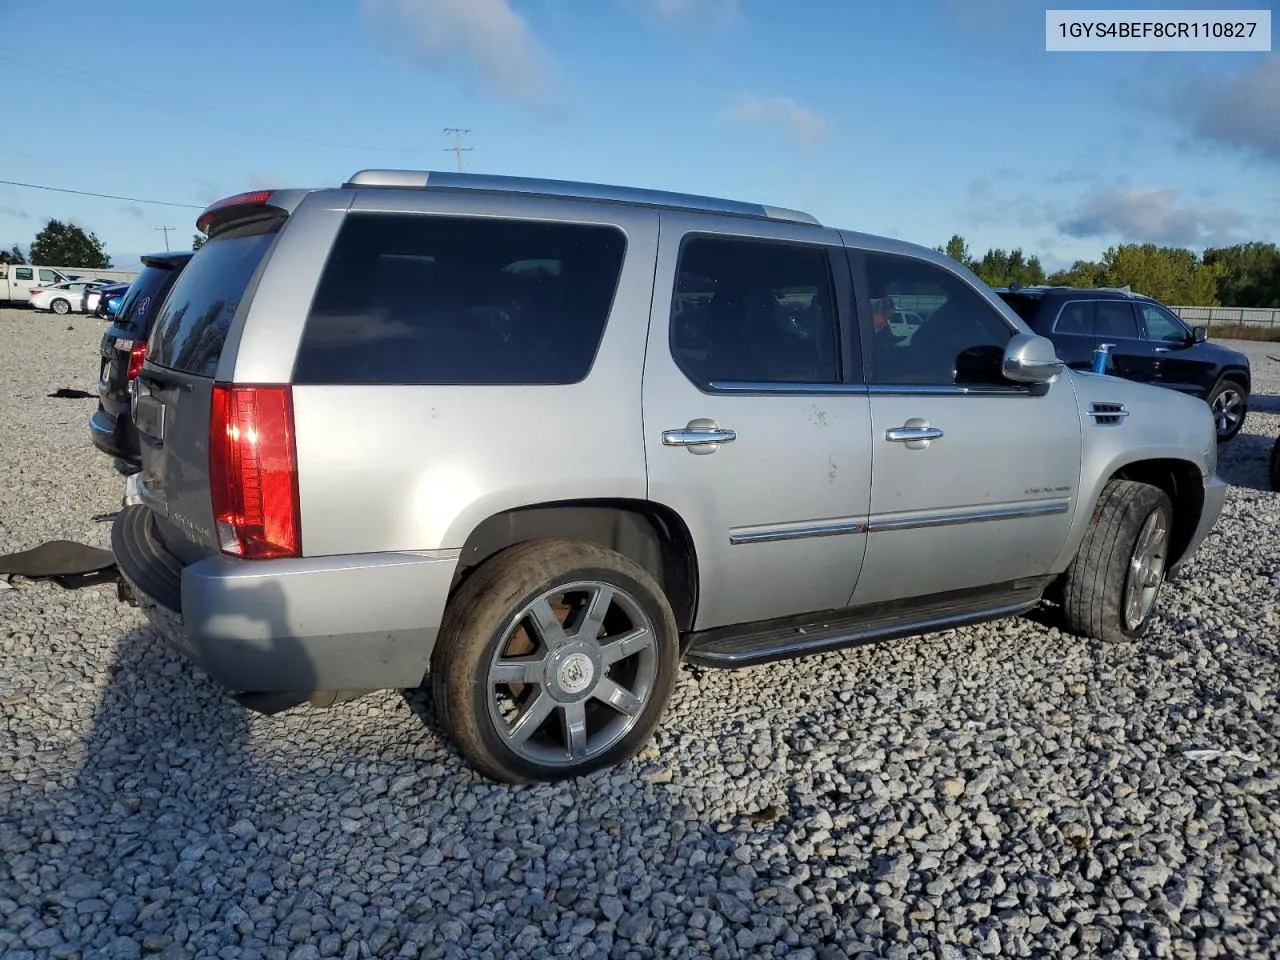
xmin=285 ymin=192 xmax=661 ymax=556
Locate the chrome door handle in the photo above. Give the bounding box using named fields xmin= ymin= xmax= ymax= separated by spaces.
xmin=885 ymin=426 xmax=943 ymax=442
xmin=1154 ymin=347 xmax=1170 ymax=354
xmin=663 ymin=418 xmax=736 ymax=454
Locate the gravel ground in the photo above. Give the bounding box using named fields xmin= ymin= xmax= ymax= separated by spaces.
xmin=1 ymin=306 xmax=1278 ymax=960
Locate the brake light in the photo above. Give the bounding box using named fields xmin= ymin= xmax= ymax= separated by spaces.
xmin=209 ymin=384 xmax=300 ymax=559
xmin=196 ymin=189 xmax=275 ymax=234
xmin=126 ymin=341 xmax=146 ymax=382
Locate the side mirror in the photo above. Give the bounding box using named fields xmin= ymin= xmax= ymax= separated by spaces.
xmin=1002 ymin=333 xmax=1065 ymax=384
xmin=1191 ymin=326 xmax=1207 ymax=344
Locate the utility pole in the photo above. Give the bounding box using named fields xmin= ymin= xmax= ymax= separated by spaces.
xmin=442 ymin=128 xmax=473 ymax=172
xmin=155 ymin=225 xmax=174 ymax=251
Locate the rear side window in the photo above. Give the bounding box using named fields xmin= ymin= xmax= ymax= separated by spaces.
xmin=293 ymin=213 xmax=627 ymax=385
xmin=147 ymin=219 xmax=281 ymax=377
xmin=1054 ymin=301 xmax=1094 ymax=336
xmin=113 ymin=262 xmax=185 ymax=334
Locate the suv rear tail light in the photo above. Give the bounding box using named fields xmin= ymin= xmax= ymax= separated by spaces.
xmin=209 ymin=384 xmax=301 ymax=559
xmin=126 ymin=341 xmax=146 ymax=382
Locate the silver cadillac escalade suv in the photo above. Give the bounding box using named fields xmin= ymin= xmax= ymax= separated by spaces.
xmin=112 ymin=171 xmax=1226 ymax=784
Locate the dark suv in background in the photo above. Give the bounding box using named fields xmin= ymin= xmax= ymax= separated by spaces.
xmin=995 ymin=285 xmax=1252 ymax=442
xmin=89 ymin=251 xmax=193 ymax=468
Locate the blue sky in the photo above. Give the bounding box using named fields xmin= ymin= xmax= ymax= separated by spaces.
xmin=1 ymin=0 xmax=1276 ymax=272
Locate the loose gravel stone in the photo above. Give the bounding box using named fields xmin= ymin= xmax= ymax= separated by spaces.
xmin=1 ymin=312 xmax=1279 ymax=959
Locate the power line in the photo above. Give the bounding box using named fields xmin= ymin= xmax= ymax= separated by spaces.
xmin=443 ymin=128 xmax=474 ymax=173
xmin=0 ymin=48 xmax=431 ymax=154
xmin=0 ymin=178 xmax=203 ymax=209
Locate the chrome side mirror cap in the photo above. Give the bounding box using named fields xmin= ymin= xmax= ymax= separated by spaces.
xmin=1003 ymin=333 xmax=1065 ymax=384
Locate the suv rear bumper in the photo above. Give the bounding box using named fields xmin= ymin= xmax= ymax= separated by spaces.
xmin=89 ymin=404 xmax=140 ymax=462
xmin=1170 ymin=473 xmax=1228 ymax=577
xmin=111 ymin=505 xmax=459 ymax=694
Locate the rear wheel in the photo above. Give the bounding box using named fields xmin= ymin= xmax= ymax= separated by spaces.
xmin=430 ymin=539 xmax=679 ymax=784
xmin=1207 ymin=379 xmax=1247 ymax=442
xmin=1062 ymin=479 xmax=1173 ymax=643
xmin=51 ymin=298 xmax=70 ymax=315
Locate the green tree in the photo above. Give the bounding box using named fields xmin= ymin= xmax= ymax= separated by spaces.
xmin=192 ymin=233 xmax=206 ymax=251
xmin=1096 ymin=243 xmax=1222 ymax=306
xmin=0 ymin=244 xmax=26 ymax=265
xmin=971 ymin=247 xmax=1046 ymax=288
xmin=1047 ymin=259 xmax=1105 ymax=288
xmin=1203 ymin=242 xmax=1280 ymax=307
xmin=935 ymin=234 xmax=973 ymax=269
xmin=29 ymin=219 xmax=111 ymax=268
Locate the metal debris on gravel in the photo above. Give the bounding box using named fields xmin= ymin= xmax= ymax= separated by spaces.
xmin=1 ymin=308 xmax=1278 ymax=959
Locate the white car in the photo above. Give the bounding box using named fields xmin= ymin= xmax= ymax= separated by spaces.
xmin=29 ymin=280 xmax=110 ymax=315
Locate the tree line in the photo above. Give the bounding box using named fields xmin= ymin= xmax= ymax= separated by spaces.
xmin=936 ymin=234 xmax=1280 ymax=308
xmin=3 ymin=214 xmax=1276 ymax=309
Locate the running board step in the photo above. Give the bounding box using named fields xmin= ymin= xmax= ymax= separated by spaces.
xmin=683 ymin=578 xmax=1051 ymax=669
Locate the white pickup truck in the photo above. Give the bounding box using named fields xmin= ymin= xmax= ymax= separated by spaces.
xmin=0 ymin=263 xmax=75 ymax=305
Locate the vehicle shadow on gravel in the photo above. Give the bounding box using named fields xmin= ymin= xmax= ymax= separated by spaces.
xmin=1215 ymin=431 xmax=1277 ymax=492
xmin=1 ymin=624 xmax=256 ymax=958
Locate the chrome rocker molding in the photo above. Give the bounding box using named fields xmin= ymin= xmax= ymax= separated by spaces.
xmin=730 ymin=499 xmax=1072 ymax=545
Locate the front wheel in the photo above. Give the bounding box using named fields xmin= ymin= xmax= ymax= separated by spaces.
xmin=51 ymin=298 xmax=71 ymax=315
xmin=430 ymin=539 xmax=680 ymax=784
xmin=1062 ymin=479 xmax=1174 ymax=643
xmin=1207 ymin=379 xmax=1247 ymax=442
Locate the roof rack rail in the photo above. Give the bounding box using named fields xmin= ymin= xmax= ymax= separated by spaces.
xmin=342 ymin=170 xmax=821 ymax=226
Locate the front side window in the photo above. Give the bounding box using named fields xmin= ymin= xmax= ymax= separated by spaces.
xmin=864 ymin=253 xmax=1013 ymax=386
xmin=38 ymin=269 xmax=58 ymax=283
xmin=294 ymin=213 xmax=626 ymax=385
xmin=1138 ymin=303 xmax=1187 ymax=342
xmin=670 ymin=235 xmax=840 ymax=387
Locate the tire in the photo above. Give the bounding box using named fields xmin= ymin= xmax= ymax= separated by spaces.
xmin=430 ymin=538 xmax=680 ymax=784
xmin=1062 ymin=479 xmax=1174 ymax=644
xmin=51 ymin=298 xmax=70 ymax=315
xmin=1270 ymin=436 xmax=1280 ymax=492
xmin=1207 ymin=378 xmax=1247 ymax=443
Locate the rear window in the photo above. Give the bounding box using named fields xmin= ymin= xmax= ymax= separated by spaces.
xmin=113 ymin=263 xmax=184 ymax=334
xmin=147 ymin=219 xmax=281 ymax=377
xmin=292 ymin=213 xmax=627 ymax=385
xmin=995 ymin=292 xmax=1042 ymax=323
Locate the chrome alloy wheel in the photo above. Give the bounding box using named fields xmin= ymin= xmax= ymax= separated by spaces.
xmin=485 ymin=581 xmax=657 ymax=767
xmin=1123 ymin=508 xmax=1169 ymax=630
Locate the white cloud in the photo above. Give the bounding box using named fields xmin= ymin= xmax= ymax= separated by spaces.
xmin=721 ymin=95 xmax=830 ymax=146
xmin=1059 ymin=186 xmax=1248 ymax=247
xmin=1175 ymin=53 xmax=1280 ymax=163
xmin=361 ymin=0 xmax=557 ymax=111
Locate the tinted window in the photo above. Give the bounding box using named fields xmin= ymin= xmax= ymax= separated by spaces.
xmin=1095 ymin=301 xmax=1139 ymax=340
xmin=670 ymin=235 xmax=840 ymax=387
xmin=293 ymin=213 xmax=626 ymax=385
xmin=148 ymin=219 xmax=281 ymax=377
xmin=113 ymin=261 xmax=187 ymax=334
xmin=996 ymin=292 xmax=1041 ymax=323
xmin=14 ymin=267 xmax=32 ymax=281
xmin=1138 ymin=303 xmax=1186 ymax=342
xmin=38 ymin=269 xmax=58 ymax=283
xmin=1054 ymin=301 xmax=1094 ymax=336
xmin=864 ymin=253 xmax=1013 ymax=386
